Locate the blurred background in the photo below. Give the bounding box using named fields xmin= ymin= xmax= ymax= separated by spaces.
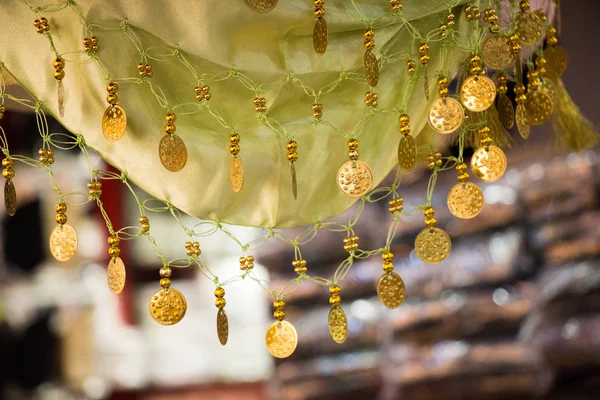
xmin=1 ymin=1 xmax=600 ymax=400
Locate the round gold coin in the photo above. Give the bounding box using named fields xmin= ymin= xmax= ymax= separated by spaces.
xmin=217 ymin=308 xmax=229 ymax=346
xmin=107 ymin=257 xmax=126 ymax=294
xmin=515 ymin=12 xmax=543 ymax=45
xmin=159 ymin=134 xmax=188 ymax=172
xmin=482 ymin=35 xmax=515 ymax=70
xmin=447 ymin=181 xmax=485 ymax=219
xmin=540 ymin=78 xmax=557 ymax=102
xmin=544 ymin=45 xmax=569 ymax=80
xmin=398 ymin=135 xmax=417 ymax=172
xmin=102 ymin=104 xmax=127 ymax=142
xmin=49 ymin=223 xmax=78 ymax=262
xmin=516 ymin=104 xmax=530 ymax=139
xmin=415 ymin=227 xmax=452 ymax=264
xmin=148 ymin=287 xmax=187 ymax=326
xmin=230 ymin=156 xmax=243 ymax=193
xmin=497 ymin=93 xmax=515 ymax=130
xmin=471 ymin=145 xmax=507 ymax=182
xmin=524 ymin=90 xmax=553 ymax=126
xmin=377 ymin=272 xmax=406 ymax=309
xmin=336 ymin=160 xmax=373 ymax=198
xmin=4 ymin=178 xmax=17 ymax=216
xmin=313 ymin=17 xmax=328 ymax=56
xmin=364 ymin=49 xmax=379 ymax=87
xmin=460 ymin=75 xmax=497 ymax=112
xmin=428 ymin=97 xmax=464 ymax=134
xmin=328 ymin=306 xmax=348 ymax=344
xmin=245 ymin=0 xmax=277 ymax=12
xmin=265 ymin=320 xmax=298 ymax=359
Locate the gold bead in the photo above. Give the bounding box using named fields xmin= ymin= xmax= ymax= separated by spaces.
xmin=2 ymin=168 xmax=14 ymax=179
xmin=287 ymin=152 xmax=299 ymax=162
xmin=273 ymin=309 xmax=285 ymax=321
xmin=382 ymin=251 xmax=394 ymax=262
xmin=215 ymin=297 xmax=226 ymax=309
xmin=314 ymin=7 xmax=325 ymax=18
xmin=424 ymin=206 xmax=435 ymax=218
xmin=418 ymin=43 xmax=429 ymax=53
xmin=458 ymin=172 xmax=470 ymax=182
xmin=165 ymin=112 xmax=176 ymax=124
xmin=294 ymin=265 xmax=307 ymax=274
xmin=106 ymin=93 xmax=118 ymax=105
xmin=159 ymin=266 xmax=172 ymax=278
xmin=214 ymin=287 xmax=226 ymax=299
xmin=2 ymin=158 xmax=13 ymax=168
xmin=364 ymin=39 xmax=375 ymax=50
xmin=286 ymin=140 xmax=298 ymax=152
xmin=164 ymin=124 xmax=176 ymax=134
xmin=229 ymin=144 xmax=240 ymax=155
xmin=348 ymin=150 xmax=359 ymax=161
xmin=55 ymin=213 xmax=67 ymax=225
xmin=229 ymin=133 xmax=240 ymax=144
xmin=139 ymin=216 xmax=148 ymax=224
xmin=53 ymin=69 xmax=65 ymax=80
xmin=108 ymin=247 xmax=120 ymax=258
xmin=312 ymin=103 xmax=323 ymax=111
xmin=479 ymin=126 xmax=491 ymax=136
xmin=382 ymin=262 xmax=394 ymax=273
xmin=425 ymin=217 xmax=437 ymax=228
xmin=438 ymin=87 xmax=449 ymax=98
xmin=247 ymin=255 xmax=254 ymax=264
xmin=329 ymin=285 xmax=341 ymax=296
xmin=419 ymin=55 xmax=430 ymax=65
xmin=56 ymin=203 xmax=67 ymax=214
xmin=107 ymin=82 xmax=118 ymax=94
xmin=438 ymin=76 xmax=448 ymax=87
xmin=53 ymin=58 xmax=65 ymax=69
xmin=398 ymin=114 xmax=409 ymax=125
xmin=108 ymin=235 xmax=120 ymax=246
xmin=519 ymin=0 xmax=530 ymax=12
xmin=274 ymin=299 xmax=285 ymax=310
xmin=159 ymin=278 xmax=171 ymax=288
xmin=141 ymin=223 xmax=150 ymax=232
xmin=497 ymin=74 xmax=508 ymax=84
xmin=363 ymin=28 xmax=375 ymax=40
xmin=329 ymin=295 xmax=341 ymax=307
xmin=347 ymin=138 xmax=359 ymax=150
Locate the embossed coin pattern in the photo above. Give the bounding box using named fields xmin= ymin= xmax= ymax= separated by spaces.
xmin=336 ymin=160 xmax=373 ymax=198
xmin=4 ymin=179 xmax=16 ymax=216
xmin=515 ymin=12 xmax=543 ymax=45
xmin=217 ymin=308 xmax=229 ymax=346
xmin=313 ymin=17 xmax=328 ymax=56
xmin=149 ymin=288 xmax=187 ymax=326
xmin=524 ymin=91 xmax=553 ymax=126
xmin=265 ymin=320 xmax=298 ymax=358
xmin=540 ymin=78 xmax=557 ymax=102
xmin=102 ymin=105 xmax=127 ymax=142
xmin=159 ymin=134 xmax=188 ymax=172
xmin=245 ymin=0 xmax=278 ymax=12
xmin=415 ymin=227 xmax=452 ymax=264
xmin=398 ymin=135 xmax=417 ymax=172
xmin=447 ymin=182 xmax=485 ymax=219
xmin=107 ymin=256 xmax=126 ymax=294
xmin=482 ymin=35 xmax=514 ymax=70
xmin=49 ymin=223 xmax=78 ymax=262
xmin=544 ymin=45 xmax=568 ymax=79
xmin=516 ymin=104 xmax=530 ymax=139
xmin=460 ymin=76 xmax=497 ymax=112
xmin=428 ymin=97 xmax=464 ymax=134
xmin=497 ymin=94 xmax=515 ymax=130
xmin=230 ymin=156 xmax=243 ymax=192
xmin=471 ymin=145 xmax=507 ymax=182
xmin=328 ymin=306 xmax=348 ymax=344
xmin=364 ymin=49 xmax=379 ymax=87
xmin=377 ymin=272 xmax=406 ymax=309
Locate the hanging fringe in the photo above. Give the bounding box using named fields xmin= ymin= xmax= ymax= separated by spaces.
xmin=484 ymin=104 xmax=513 ymax=149
xmin=453 ymin=108 xmax=512 ymax=150
xmin=551 ymin=78 xmax=598 ymax=151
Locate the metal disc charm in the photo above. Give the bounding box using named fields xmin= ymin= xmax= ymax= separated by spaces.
xmin=447 ymin=182 xmax=485 ymax=219
xmin=515 ymin=12 xmax=543 ymax=45
xmin=497 ymin=94 xmax=515 ymax=130
xmin=245 ymin=0 xmax=277 ymax=12
xmin=482 ymin=35 xmax=515 ymax=70
xmin=4 ymin=179 xmax=16 ymax=216
xmin=230 ymin=156 xmax=243 ymax=192
xmin=516 ymin=104 xmax=530 ymax=139
xmin=460 ymin=75 xmax=497 ymax=112
xmin=428 ymin=97 xmax=464 ymax=134
xmin=336 ymin=160 xmax=373 ymax=198
xmin=328 ymin=306 xmax=348 ymax=344
xmin=313 ymin=17 xmax=328 ymax=56
xmin=49 ymin=223 xmax=78 ymax=262
xmin=524 ymin=91 xmax=553 ymax=126
xmin=414 ymin=227 xmax=452 ymax=264
xmin=544 ymin=46 xmax=568 ymax=79
xmin=159 ymin=134 xmax=187 ymax=172
xmin=540 ymin=78 xmax=557 ymax=102
xmin=107 ymin=257 xmax=126 ymax=294
xmin=364 ymin=50 xmax=379 ymax=87
xmin=265 ymin=320 xmax=298 ymax=359
xmin=290 ymin=162 xmax=297 ymax=200
xmin=102 ymin=104 xmax=127 ymax=142
xmin=377 ymin=272 xmax=406 ymax=309
xmin=471 ymin=145 xmax=507 ymax=182
xmin=149 ymin=287 xmax=187 ymax=326
xmin=217 ymin=308 xmax=229 ymax=346
xmin=398 ymin=135 xmax=417 ymax=172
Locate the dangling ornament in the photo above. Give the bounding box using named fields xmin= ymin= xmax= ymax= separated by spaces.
xmin=336 ymin=138 xmax=373 ymax=198
xmin=495 ymin=72 xmax=515 ymax=130
xmin=524 ymin=70 xmax=553 ymax=126
xmin=544 ymin=26 xmax=568 ymax=80
xmin=428 ymin=75 xmax=464 ymax=135
xmin=49 ymin=202 xmax=77 ymax=262
xmin=414 ymin=207 xmax=451 ymax=264
xmin=418 ymin=43 xmax=430 ymax=100
xmin=159 ymin=112 xmax=187 ymax=172
xmin=363 ymin=28 xmax=379 ymax=87
xmin=471 ymin=127 xmax=507 ymax=182
xmin=102 ymin=82 xmax=127 ymax=142
xmin=214 ymin=287 xmax=229 ymax=346
xmin=514 ymin=0 xmax=543 ymax=45
xmin=2 ymin=156 xmax=17 ymax=217
xmin=312 ymin=0 xmax=327 ymax=56
xmin=266 ymin=299 xmax=298 ymax=358
xmin=228 ymin=132 xmax=243 ymax=192
xmin=447 ymin=162 xmax=484 ymax=219
xmin=377 ymin=251 xmax=406 ymax=309
xmin=52 ymin=57 xmax=65 ymax=118
xmin=327 ymin=285 xmax=348 ymax=344
xmin=148 ymin=266 xmax=187 ymax=326
xmin=107 ymin=235 xmax=126 ymax=294
xmin=286 ymin=140 xmax=299 ymax=200
xmin=460 ymin=55 xmax=496 ymax=112
xmin=397 ymin=114 xmax=417 ymax=172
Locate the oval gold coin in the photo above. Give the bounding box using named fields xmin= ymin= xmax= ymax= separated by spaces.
xmin=398 ymin=135 xmax=417 ymax=172
xmin=544 ymin=45 xmax=569 ymax=80
xmin=4 ymin=178 xmax=17 ymax=216
xmin=149 ymin=287 xmax=187 ymax=326
xmin=377 ymin=272 xmax=406 ymax=309
xmin=313 ymin=17 xmax=328 ymax=56
xmin=524 ymin=90 xmax=553 ymax=126
xmin=447 ymin=181 xmax=485 ymax=219
xmin=290 ymin=161 xmax=298 ymax=200
xmin=364 ymin=49 xmax=379 ymax=87
xmin=415 ymin=227 xmax=452 ymax=264
xmin=245 ymin=0 xmax=277 ymax=12
xmin=540 ymin=78 xmax=557 ymax=102
xmin=515 ymin=12 xmax=543 ymax=45
xmin=497 ymin=94 xmax=515 ymax=130
xmin=107 ymin=257 xmax=126 ymax=294
xmin=516 ymin=104 xmax=530 ymax=139
xmin=482 ymin=35 xmax=515 ymax=70
xmin=428 ymin=97 xmax=464 ymax=134
xmin=460 ymin=75 xmax=497 ymax=112
xmin=230 ymin=156 xmax=243 ymax=193
xmin=159 ymin=134 xmax=188 ymax=172
xmin=471 ymin=145 xmax=507 ymax=183
xmin=217 ymin=308 xmax=229 ymax=346
xmin=336 ymin=160 xmax=373 ymax=198
xmin=102 ymin=104 xmax=127 ymax=142
xmin=265 ymin=320 xmax=298 ymax=359
xmin=49 ymin=223 xmax=78 ymax=262
xmin=328 ymin=306 xmax=348 ymax=344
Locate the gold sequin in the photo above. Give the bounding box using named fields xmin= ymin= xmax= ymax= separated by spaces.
xmin=544 ymin=46 xmax=568 ymax=79
xmin=482 ymin=35 xmax=514 ymax=70
xmin=159 ymin=134 xmax=188 ymax=172
xmin=398 ymin=135 xmax=417 ymax=172
xmin=471 ymin=145 xmax=507 ymax=182
xmin=414 ymin=227 xmax=452 ymax=264
xmin=49 ymin=223 xmax=78 ymax=262
xmin=217 ymin=308 xmax=229 ymax=346
xmin=313 ymin=17 xmax=328 ymax=56
xmin=377 ymin=272 xmax=406 ymax=309
xmin=497 ymin=94 xmax=515 ymax=130
xmin=516 ymin=104 xmax=530 ymax=139
xmin=364 ymin=50 xmax=379 ymax=87
xmin=102 ymin=105 xmax=127 ymax=142
xmin=328 ymin=306 xmax=348 ymax=344
xmin=524 ymin=90 xmax=553 ymax=126
xmin=4 ymin=179 xmax=16 ymax=216
xmin=447 ymin=181 xmax=485 ymax=219
xmin=107 ymin=256 xmax=126 ymax=294
xmin=245 ymin=0 xmax=277 ymax=12
xmin=515 ymin=12 xmax=543 ymax=45
xmin=230 ymin=156 xmax=243 ymax=193
xmin=428 ymin=97 xmax=464 ymax=134
xmin=460 ymin=75 xmax=497 ymax=112
xmin=148 ymin=287 xmax=187 ymax=326
xmin=265 ymin=320 xmax=298 ymax=359
xmin=336 ymin=160 xmax=373 ymax=198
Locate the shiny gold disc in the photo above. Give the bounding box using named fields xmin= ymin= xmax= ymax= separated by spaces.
xmin=515 ymin=12 xmax=543 ymax=45
xmin=159 ymin=134 xmax=187 ymax=172
xmin=336 ymin=160 xmax=373 ymax=198
xmin=471 ymin=145 xmax=507 ymax=183
xmin=516 ymin=104 xmax=530 ymax=139
xmin=230 ymin=156 xmax=243 ymax=193
xmin=398 ymin=135 xmax=417 ymax=172
xmin=377 ymin=272 xmax=406 ymax=309
xmin=497 ymin=94 xmax=515 ymax=130
xmin=447 ymin=181 xmax=485 ymax=219
xmin=217 ymin=308 xmax=229 ymax=346
xmin=328 ymin=306 xmax=348 ymax=344
xmin=524 ymin=90 xmax=553 ymax=126
xmin=4 ymin=178 xmax=16 ymax=216
xmin=49 ymin=223 xmax=78 ymax=262
xmin=460 ymin=75 xmax=497 ymax=112
xmin=313 ymin=17 xmax=328 ymax=56
xmin=540 ymin=78 xmax=557 ymax=102
xmin=364 ymin=49 xmax=379 ymax=87
xmin=428 ymin=97 xmax=464 ymax=134
xmin=415 ymin=227 xmax=452 ymax=264
xmin=102 ymin=104 xmax=127 ymax=142
xmin=265 ymin=320 xmax=298 ymax=359
xmin=482 ymin=35 xmax=515 ymax=70
xmin=544 ymin=45 xmax=569 ymax=79
xmin=245 ymin=0 xmax=277 ymax=12
xmin=149 ymin=287 xmax=187 ymax=326
xmin=107 ymin=257 xmax=126 ymax=294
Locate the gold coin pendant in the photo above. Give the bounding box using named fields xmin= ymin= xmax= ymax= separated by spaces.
xmin=482 ymin=35 xmax=515 ymax=70
xmin=515 ymin=12 xmax=543 ymax=45
xmin=544 ymin=46 xmax=568 ymax=79
xmin=447 ymin=181 xmax=485 ymax=219
xmin=428 ymin=97 xmax=464 ymax=134
xmin=149 ymin=287 xmax=187 ymax=326
xmin=102 ymin=104 xmax=127 ymax=142
xmin=313 ymin=17 xmax=328 ymax=56
xmin=336 ymin=160 xmax=373 ymax=198
xmin=159 ymin=134 xmax=188 ymax=172
xmin=497 ymin=94 xmax=515 ymax=130
xmin=364 ymin=49 xmax=379 ymax=87
xmin=4 ymin=178 xmax=17 ymax=216
xmin=230 ymin=156 xmax=243 ymax=193
xmin=265 ymin=320 xmax=298 ymax=359
xmin=524 ymin=91 xmax=553 ymax=126
xmin=460 ymin=75 xmax=497 ymax=112
xmin=398 ymin=135 xmax=417 ymax=172
xmin=540 ymin=78 xmax=557 ymax=102
xmin=377 ymin=272 xmax=406 ymax=309
xmin=49 ymin=223 xmax=78 ymax=262
xmin=290 ymin=161 xmax=298 ymax=200
xmin=328 ymin=306 xmax=348 ymax=344
xmin=107 ymin=256 xmax=126 ymax=294
xmin=414 ymin=227 xmax=452 ymax=264
xmin=217 ymin=308 xmax=229 ymax=346
xmin=471 ymin=145 xmax=507 ymax=182
xmin=245 ymin=0 xmax=278 ymax=12
xmin=516 ymin=104 xmax=530 ymax=139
